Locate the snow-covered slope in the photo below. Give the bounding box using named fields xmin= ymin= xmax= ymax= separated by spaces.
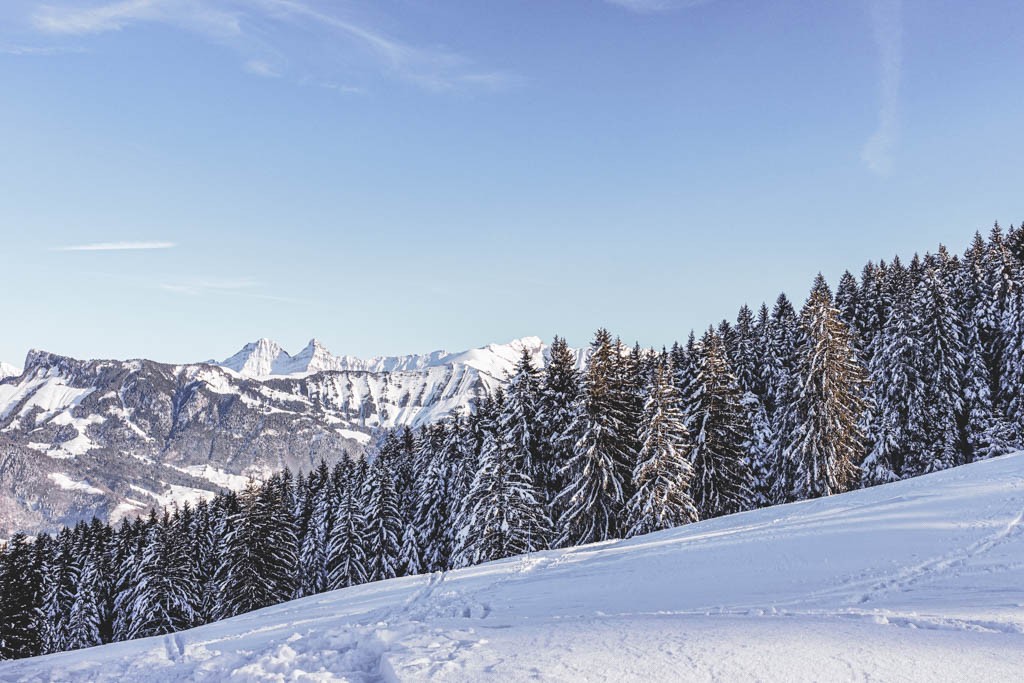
xmin=5 ymin=454 xmax=1022 ymax=682
xmin=0 ymin=361 xmax=19 ymax=380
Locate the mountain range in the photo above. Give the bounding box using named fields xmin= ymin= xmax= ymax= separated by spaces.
xmin=0 ymin=336 xmax=564 ymax=537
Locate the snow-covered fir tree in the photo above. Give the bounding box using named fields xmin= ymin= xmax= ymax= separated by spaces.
xmin=362 ymin=451 xmax=403 ymax=583
xmin=556 ymin=329 xmax=633 ymax=546
xmin=326 ymin=459 xmax=368 ymax=590
xmin=454 ymin=425 xmax=551 ymax=567
xmin=783 ymin=275 xmax=867 ymax=499
xmin=0 ymin=534 xmax=41 ymax=660
xmin=537 ymin=335 xmax=581 ymax=515
xmin=625 ymin=353 xmax=698 ymax=536
xmin=685 ymin=328 xmax=753 ymax=518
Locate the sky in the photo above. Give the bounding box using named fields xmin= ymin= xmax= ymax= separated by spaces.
xmin=1 ymin=0 xmax=1022 ymax=366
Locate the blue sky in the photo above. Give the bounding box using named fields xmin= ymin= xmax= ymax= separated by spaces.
xmin=1 ymin=0 xmax=1022 ymax=366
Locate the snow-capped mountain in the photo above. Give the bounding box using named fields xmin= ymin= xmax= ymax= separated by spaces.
xmin=218 ymin=336 xmax=550 ymax=378
xmin=0 ymin=337 xmax=570 ymax=537
xmin=4 ymin=452 xmax=1021 ymax=681
xmin=0 ymin=362 xmax=19 ymax=380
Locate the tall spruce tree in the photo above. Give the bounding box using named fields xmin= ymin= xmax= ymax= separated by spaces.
xmin=685 ymin=328 xmax=753 ymax=518
xmin=326 ymin=459 xmax=368 ymax=590
xmin=783 ymin=275 xmax=867 ymax=499
xmin=0 ymin=534 xmax=42 ymax=659
xmin=362 ymin=452 xmax=403 ymax=583
xmin=503 ymin=348 xmax=543 ymax=484
xmin=216 ymin=478 xmax=297 ymax=619
xmin=905 ymin=264 xmax=965 ymax=474
xmin=625 ymin=354 xmax=698 ymax=536
xmin=556 ymin=329 xmax=632 ymax=546
xmin=454 ymin=425 xmax=551 ymax=566
xmin=128 ymin=512 xmax=198 ymax=638
xmin=537 ymin=336 xmax=581 ymax=515
xmin=413 ymin=424 xmax=455 ymax=573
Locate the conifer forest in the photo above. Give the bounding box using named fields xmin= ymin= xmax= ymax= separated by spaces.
xmin=4 ymin=224 xmax=1024 ymax=661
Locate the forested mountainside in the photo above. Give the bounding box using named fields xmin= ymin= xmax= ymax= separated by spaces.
xmin=3 ymin=222 xmax=1024 ymax=662
xmin=0 ymin=338 xmax=549 ymax=536
xmin=4 ymin=452 xmax=1022 ymax=681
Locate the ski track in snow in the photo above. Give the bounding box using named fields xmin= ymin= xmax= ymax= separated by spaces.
xmin=4 ymin=456 xmax=1024 ymax=681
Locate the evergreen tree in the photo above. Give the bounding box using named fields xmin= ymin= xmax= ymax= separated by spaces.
xmin=502 ymin=348 xmax=544 ymax=483
xmin=455 ymin=426 xmax=551 ymax=566
xmin=537 ymin=336 xmax=581 ymax=514
xmin=862 ymin=292 xmax=925 ymax=485
xmin=834 ymin=270 xmax=860 ymax=334
xmin=0 ymin=534 xmax=42 ymax=659
xmin=685 ymin=328 xmax=752 ymax=518
xmin=38 ymin=531 xmax=76 ymax=655
xmin=326 ymin=459 xmax=368 ymax=590
xmin=556 ymin=329 xmax=632 ymax=546
xmin=731 ymin=305 xmax=760 ymax=395
xmin=362 ymin=452 xmax=403 ymax=583
xmin=129 ymin=512 xmax=197 ymax=639
xmin=784 ymin=275 xmax=867 ymax=499
xmin=216 ymin=479 xmax=297 ymax=619
xmin=414 ymin=424 xmax=457 ymax=573
xmin=296 ymin=463 xmax=332 ymax=598
xmin=763 ymin=294 xmax=800 ymax=503
xmin=625 ymin=354 xmax=698 ymax=536
xmin=66 ymin=553 xmax=103 ymax=650
xmin=399 ymin=522 xmax=423 ymax=577
xmin=906 ymin=264 xmax=965 ymax=474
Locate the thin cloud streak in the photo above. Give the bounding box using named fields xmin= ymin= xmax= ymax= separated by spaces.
xmin=605 ymin=0 xmax=714 ymax=13
xmin=160 ymin=278 xmax=258 ymax=295
xmin=29 ymin=0 xmax=516 ymax=92
xmin=56 ymin=241 xmax=176 ymax=251
xmin=160 ymin=278 xmax=297 ymax=302
xmin=862 ymin=0 xmax=902 ymax=176
xmin=0 ymin=42 xmax=85 ymax=55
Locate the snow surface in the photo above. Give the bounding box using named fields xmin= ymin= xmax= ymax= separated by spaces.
xmin=4 ymin=454 xmax=1024 ymax=682
xmin=0 ymin=361 xmax=20 ymax=380
xmin=46 ymin=472 xmax=104 ymax=496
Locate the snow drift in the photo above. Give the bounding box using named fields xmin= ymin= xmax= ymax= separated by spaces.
xmin=3 ymin=452 xmax=1023 ymax=682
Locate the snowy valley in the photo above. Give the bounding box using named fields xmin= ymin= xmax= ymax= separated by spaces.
xmin=1 ymin=452 xmax=1021 ymax=682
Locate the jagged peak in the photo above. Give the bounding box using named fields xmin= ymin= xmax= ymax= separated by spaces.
xmin=24 ymin=348 xmax=65 ymax=370
xmin=215 ymin=335 xmax=567 ymax=379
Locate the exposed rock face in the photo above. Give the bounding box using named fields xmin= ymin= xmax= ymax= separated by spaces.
xmin=0 ymin=337 xmax=557 ymax=536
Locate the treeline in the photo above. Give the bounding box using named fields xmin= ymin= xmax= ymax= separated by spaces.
xmin=3 ymin=223 xmax=1024 ymax=660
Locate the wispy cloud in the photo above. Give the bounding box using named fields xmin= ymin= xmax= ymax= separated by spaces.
xmin=32 ymin=0 xmax=241 ymax=38
xmin=605 ymin=0 xmax=714 ymax=13
xmin=244 ymin=59 xmax=281 ymax=78
xmin=159 ymin=277 xmax=257 ymax=295
xmin=0 ymin=42 xmax=84 ymax=55
xmin=160 ymin=277 xmax=295 ymax=302
xmin=57 ymin=240 xmax=176 ymax=251
xmin=26 ymin=0 xmax=515 ymax=92
xmin=862 ymin=0 xmax=902 ymax=176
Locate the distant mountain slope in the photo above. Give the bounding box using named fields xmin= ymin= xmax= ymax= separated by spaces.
xmin=0 ymin=337 xmax=561 ymax=536
xmin=3 ymin=452 xmax=1021 ymax=681
xmin=0 ymin=362 xmax=19 ymax=381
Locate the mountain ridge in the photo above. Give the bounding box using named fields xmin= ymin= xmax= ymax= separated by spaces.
xmin=216 ymin=335 xmax=549 ymax=378
xmin=0 ymin=336 xmax=568 ymax=537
